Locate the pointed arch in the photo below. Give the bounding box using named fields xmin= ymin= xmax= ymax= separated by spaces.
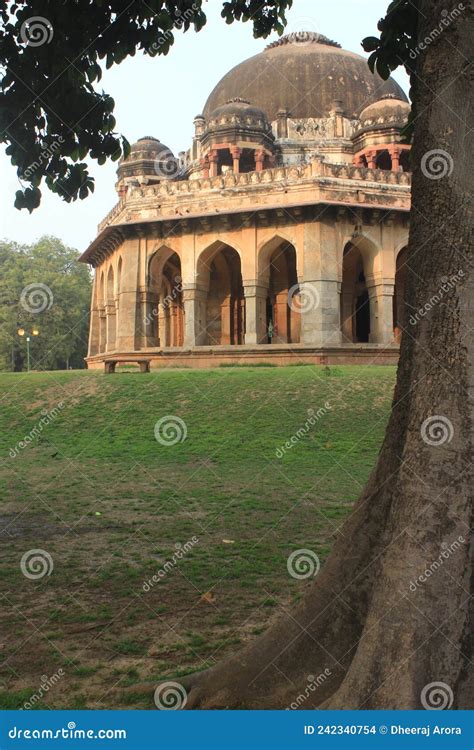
xmin=196 ymin=240 xmax=244 ymax=292
xmin=106 ymin=265 xmax=115 ymax=302
xmin=198 ymin=242 xmax=244 ymax=345
xmin=148 ymin=246 xmax=183 ymax=347
xmin=98 ymin=270 xmax=106 ymax=353
xmin=340 ymin=242 xmax=371 ymax=343
xmin=257 ymin=233 xmax=296 ymax=287
xmin=258 ymin=235 xmax=300 ymax=343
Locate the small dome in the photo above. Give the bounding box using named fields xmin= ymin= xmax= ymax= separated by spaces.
xmin=356 ymin=96 xmax=410 ymax=133
xmin=206 ymin=98 xmax=271 ymax=132
xmin=118 ymin=136 xmax=177 ymax=180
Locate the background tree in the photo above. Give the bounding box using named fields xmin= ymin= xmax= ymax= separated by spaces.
xmin=0 ymin=0 xmax=290 ymax=211
xmin=0 ymin=237 xmax=91 ymax=371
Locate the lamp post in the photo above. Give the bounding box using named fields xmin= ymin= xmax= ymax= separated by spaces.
xmin=17 ymin=327 xmax=39 ymax=372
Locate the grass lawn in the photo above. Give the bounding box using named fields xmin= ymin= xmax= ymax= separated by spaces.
xmin=0 ymin=364 xmax=395 ymax=708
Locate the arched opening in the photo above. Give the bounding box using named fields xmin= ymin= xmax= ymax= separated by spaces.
xmin=376 ymin=149 xmax=392 ymax=171
xmin=340 ymin=243 xmax=371 ymax=343
xmin=106 ymin=266 xmax=116 ymax=351
xmin=400 ymin=150 xmax=410 ymax=172
xmin=393 ymin=246 xmax=408 ymax=342
xmin=149 ymin=250 xmax=184 ymax=347
xmin=107 ymin=265 xmax=114 ymax=301
xmin=99 ymin=271 xmax=106 ymax=353
xmin=204 ymin=245 xmax=244 ymax=345
xmin=265 ymin=241 xmax=300 ymax=344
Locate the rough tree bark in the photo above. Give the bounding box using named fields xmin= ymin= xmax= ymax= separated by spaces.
xmin=183 ymin=0 xmax=473 ymax=709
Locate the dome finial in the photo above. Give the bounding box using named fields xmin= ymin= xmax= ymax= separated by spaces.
xmin=266 ymin=32 xmax=341 ymax=49
xmin=225 ymin=97 xmax=251 ymax=105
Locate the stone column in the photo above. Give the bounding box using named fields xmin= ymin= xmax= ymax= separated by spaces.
xmin=139 ymin=288 xmax=157 ymax=347
xmin=200 ymin=155 xmax=210 ymax=178
xmin=87 ymin=274 xmax=100 ymax=357
xmin=389 ymin=146 xmax=401 ymax=171
xmin=88 ymin=308 xmax=100 ymax=356
xmin=220 ymin=297 xmax=232 ymax=345
xmin=366 ymin=149 xmax=377 ymax=169
xmin=230 ymin=146 xmax=241 ymax=174
xmin=105 ymin=302 xmax=117 ymax=352
xmin=158 ymin=299 xmax=168 ymax=347
xmin=209 ymin=149 xmax=218 ymax=178
xmin=274 ymin=292 xmax=289 ymax=343
xmin=243 ymin=283 xmax=267 ymax=344
xmin=340 ymin=287 xmax=354 ymax=343
xmin=276 ymin=109 xmax=289 ymax=138
xmin=99 ymin=309 xmax=107 ymax=353
xmin=183 ymin=287 xmax=207 ymax=346
xmin=116 ymin=237 xmax=140 ymax=351
xmin=367 ymin=281 xmax=395 ymax=344
xmin=254 ymin=149 xmax=265 ymax=172
xmin=299 ymin=279 xmax=342 ymax=347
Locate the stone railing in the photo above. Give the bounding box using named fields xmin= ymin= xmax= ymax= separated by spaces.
xmin=322 ymin=162 xmax=411 ymax=185
xmin=98 ymin=159 xmax=411 ymax=233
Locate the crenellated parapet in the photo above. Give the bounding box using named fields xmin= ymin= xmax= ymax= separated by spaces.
xmin=98 ymin=159 xmax=410 ymax=234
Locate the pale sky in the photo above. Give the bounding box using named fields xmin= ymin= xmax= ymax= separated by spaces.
xmin=0 ymin=0 xmax=409 ymax=253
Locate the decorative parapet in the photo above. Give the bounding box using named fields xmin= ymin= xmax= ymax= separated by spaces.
xmin=98 ymin=159 xmax=411 ymax=233
xmin=98 ymin=199 xmax=126 ymax=232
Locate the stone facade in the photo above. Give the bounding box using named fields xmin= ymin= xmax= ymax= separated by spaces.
xmin=80 ymin=33 xmax=411 ymax=369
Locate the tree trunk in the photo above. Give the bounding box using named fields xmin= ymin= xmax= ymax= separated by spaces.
xmin=183 ymin=0 xmax=473 ymax=709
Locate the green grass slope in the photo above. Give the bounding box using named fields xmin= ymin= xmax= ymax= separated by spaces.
xmin=0 ymin=365 xmax=395 ymax=708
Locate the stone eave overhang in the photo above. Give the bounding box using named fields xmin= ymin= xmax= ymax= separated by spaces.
xmin=79 ymin=196 xmax=410 ymax=267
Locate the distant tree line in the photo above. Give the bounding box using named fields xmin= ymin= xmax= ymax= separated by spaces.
xmin=0 ymin=236 xmax=91 ymax=371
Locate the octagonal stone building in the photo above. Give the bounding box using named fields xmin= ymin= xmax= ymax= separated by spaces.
xmin=80 ymin=32 xmax=412 ymax=369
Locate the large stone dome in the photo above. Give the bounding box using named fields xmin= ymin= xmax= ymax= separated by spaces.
xmin=203 ymin=32 xmax=407 ymax=121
